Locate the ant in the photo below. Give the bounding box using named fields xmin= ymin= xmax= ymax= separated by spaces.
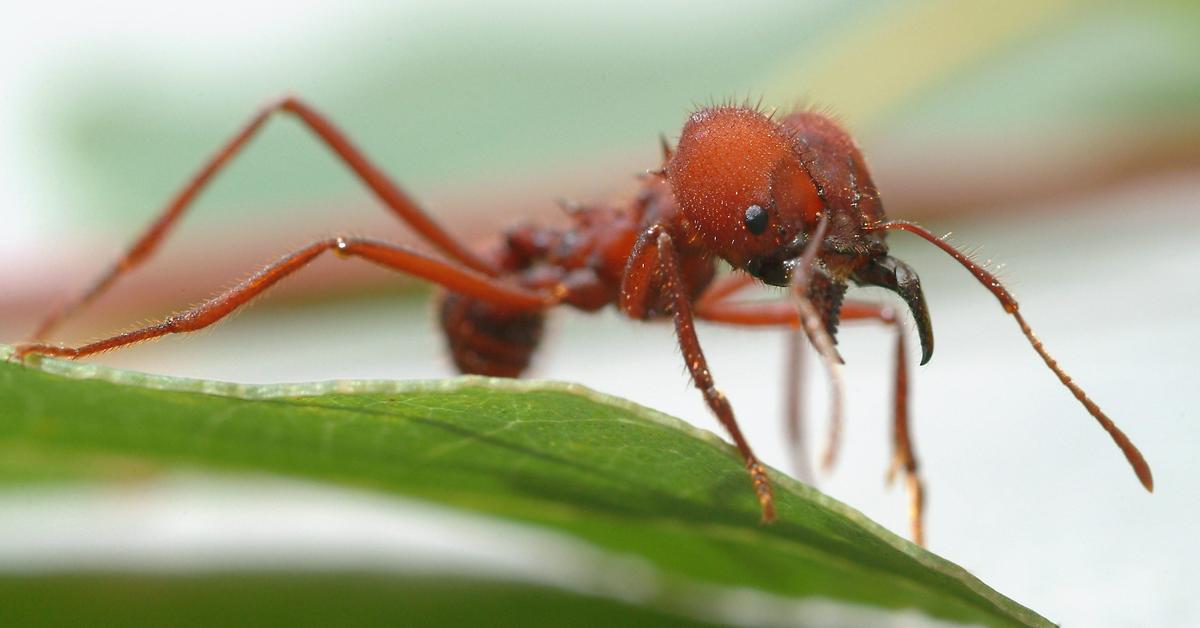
xmin=13 ymin=96 xmax=1153 ymax=546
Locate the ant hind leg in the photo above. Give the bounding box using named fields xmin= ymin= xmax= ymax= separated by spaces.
xmin=31 ymin=95 xmax=497 ymax=342
xmin=16 ymin=237 xmax=552 ymax=361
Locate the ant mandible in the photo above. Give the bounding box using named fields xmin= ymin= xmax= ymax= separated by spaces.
xmin=14 ymin=96 xmax=1153 ymax=546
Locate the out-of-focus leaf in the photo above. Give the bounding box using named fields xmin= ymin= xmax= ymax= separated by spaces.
xmin=0 ymin=574 xmax=716 ymax=628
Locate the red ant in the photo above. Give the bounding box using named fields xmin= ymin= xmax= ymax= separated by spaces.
xmin=14 ymin=96 xmax=1153 ymax=545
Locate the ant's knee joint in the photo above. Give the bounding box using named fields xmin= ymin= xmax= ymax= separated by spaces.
xmin=333 ymin=237 xmax=351 ymax=259
xmin=271 ymin=93 xmax=301 ymax=112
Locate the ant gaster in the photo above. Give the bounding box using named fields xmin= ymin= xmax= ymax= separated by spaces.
xmin=15 ymin=97 xmax=1153 ymax=546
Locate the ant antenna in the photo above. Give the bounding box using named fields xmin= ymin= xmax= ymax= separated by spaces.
xmin=791 ymin=215 xmax=846 ymax=471
xmin=877 ymin=220 xmax=1154 ymax=492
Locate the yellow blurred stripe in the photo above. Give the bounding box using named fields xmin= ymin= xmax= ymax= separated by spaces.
xmin=764 ymin=0 xmax=1085 ymax=131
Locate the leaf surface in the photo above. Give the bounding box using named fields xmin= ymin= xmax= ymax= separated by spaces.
xmin=0 ymin=347 xmax=1049 ymax=626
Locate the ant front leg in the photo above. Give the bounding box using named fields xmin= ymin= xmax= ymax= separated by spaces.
xmin=620 ymin=227 xmax=776 ymax=523
xmin=31 ymin=95 xmax=497 ymax=342
xmin=695 ymin=291 xmax=927 ymax=545
xmin=695 ymin=273 xmax=815 ymax=484
xmin=16 ymin=237 xmax=553 ymax=361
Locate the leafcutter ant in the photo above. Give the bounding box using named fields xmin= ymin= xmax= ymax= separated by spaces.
xmin=15 ymin=97 xmax=1154 ymax=545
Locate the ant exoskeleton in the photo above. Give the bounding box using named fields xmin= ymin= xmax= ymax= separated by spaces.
xmin=14 ymin=96 xmax=1153 ymax=545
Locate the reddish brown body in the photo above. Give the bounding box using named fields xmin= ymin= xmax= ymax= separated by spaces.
xmin=15 ymin=97 xmax=1152 ymax=546
xmin=440 ymin=107 xmax=913 ymax=376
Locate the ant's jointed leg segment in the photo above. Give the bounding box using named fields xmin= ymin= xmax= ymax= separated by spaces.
xmin=31 ymin=96 xmax=496 ymax=342
xmin=18 ymin=237 xmax=551 ymax=361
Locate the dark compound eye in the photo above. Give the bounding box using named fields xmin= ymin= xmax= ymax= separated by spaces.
xmin=743 ymin=204 xmax=768 ymax=235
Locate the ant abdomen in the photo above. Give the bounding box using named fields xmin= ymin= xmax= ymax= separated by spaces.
xmin=438 ymin=290 xmax=545 ymax=378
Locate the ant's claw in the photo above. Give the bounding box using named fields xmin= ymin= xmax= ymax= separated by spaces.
xmin=9 ymin=344 xmax=37 ymax=364
xmin=11 ymin=343 xmax=65 ymax=364
xmin=851 ymin=255 xmax=934 ymax=365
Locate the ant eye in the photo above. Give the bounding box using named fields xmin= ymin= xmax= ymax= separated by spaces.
xmin=744 ymin=204 xmax=768 ymax=235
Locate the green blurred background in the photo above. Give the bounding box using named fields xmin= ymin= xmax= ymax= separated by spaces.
xmin=1 ymin=1 xmax=1197 ymax=625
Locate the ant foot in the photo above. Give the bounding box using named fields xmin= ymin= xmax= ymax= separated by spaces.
xmin=905 ymin=474 xmax=926 ymax=547
xmin=11 ymin=343 xmax=74 ymax=363
xmin=748 ymin=461 xmax=776 ymax=523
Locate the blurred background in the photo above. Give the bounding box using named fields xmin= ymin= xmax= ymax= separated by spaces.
xmin=1 ymin=0 xmax=1197 ymax=625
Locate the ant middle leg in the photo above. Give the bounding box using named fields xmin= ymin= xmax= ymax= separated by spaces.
xmin=31 ymin=95 xmax=497 ymax=342
xmin=16 ymin=237 xmax=553 ymax=361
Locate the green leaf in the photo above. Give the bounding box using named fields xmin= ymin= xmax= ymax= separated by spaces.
xmin=0 ymin=346 xmax=1049 ymax=627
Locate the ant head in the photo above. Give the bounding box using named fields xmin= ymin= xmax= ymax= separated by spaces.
xmin=666 ymin=106 xmax=822 ymax=282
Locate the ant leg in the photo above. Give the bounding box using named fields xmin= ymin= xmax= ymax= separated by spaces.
xmin=786 ymin=218 xmax=846 ymax=475
xmin=32 ymin=95 xmax=496 ymax=342
xmin=620 ymin=228 xmax=775 ymax=522
xmin=844 ymin=302 xmax=924 ymax=547
xmin=694 ymin=272 xmax=757 ymax=309
xmin=16 ymin=237 xmax=553 ymax=361
xmin=694 ymin=298 xmax=794 ymax=326
xmin=783 ymin=328 xmax=813 ymax=484
xmin=695 ymin=297 xmax=926 ymax=545
xmin=695 ymin=280 xmax=816 ymax=484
